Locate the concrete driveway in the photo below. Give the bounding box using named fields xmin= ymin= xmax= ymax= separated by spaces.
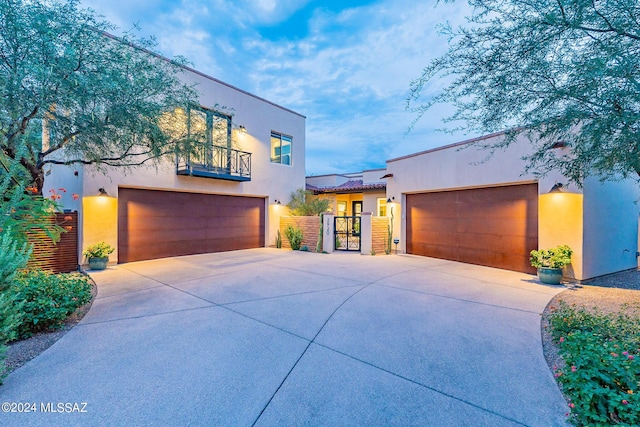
xmin=1 ymin=249 xmax=569 ymax=426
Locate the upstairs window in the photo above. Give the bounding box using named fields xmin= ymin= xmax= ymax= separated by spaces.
xmin=189 ymin=106 xmax=231 ymax=149
xmin=271 ymin=132 xmax=292 ymax=165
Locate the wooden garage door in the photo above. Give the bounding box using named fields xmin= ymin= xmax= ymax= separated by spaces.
xmin=406 ymin=184 xmax=538 ymax=273
xmin=118 ymin=188 xmax=265 ymax=263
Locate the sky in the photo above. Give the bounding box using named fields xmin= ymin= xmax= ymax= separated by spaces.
xmin=80 ymin=0 xmax=474 ymax=176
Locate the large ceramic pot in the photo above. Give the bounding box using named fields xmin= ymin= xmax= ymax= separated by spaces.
xmin=537 ymin=267 xmax=563 ymax=285
xmin=88 ymin=257 xmax=109 ymax=271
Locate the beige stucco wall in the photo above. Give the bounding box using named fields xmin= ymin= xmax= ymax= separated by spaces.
xmin=45 ymin=64 xmax=306 ymax=263
xmin=306 ymin=174 xmax=351 ymax=188
xmin=361 ymin=168 xmax=387 ymax=183
xmin=386 ymin=133 xmax=563 ymax=256
xmin=582 ymin=178 xmax=640 ymax=279
xmin=385 ymin=132 xmax=639 ymax=279
xmin=538 ymin=192 xmax=584 ymax=280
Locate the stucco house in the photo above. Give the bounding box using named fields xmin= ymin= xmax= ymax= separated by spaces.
xmin=306 ymin=169 xmax=388 ymax=217
xmin=308 ymin=131 xmax=640 ymax=281
xmin=46 ymin=62 xmax=305 ymax=265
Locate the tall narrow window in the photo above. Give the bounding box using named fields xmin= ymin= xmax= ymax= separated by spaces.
xmin=377 ymin=198 xmax=387 ymax=217
xmin=271 ymin=132 xmax=292 ymax=165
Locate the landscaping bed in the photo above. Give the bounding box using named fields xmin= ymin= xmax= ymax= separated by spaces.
xmin=542 ymin=270 xmax=640 ymax=425
xmin=1 ymin=272 xmax=96 ymax=380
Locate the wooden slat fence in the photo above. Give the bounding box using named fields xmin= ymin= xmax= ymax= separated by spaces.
xmin=27 ymin=212 xmax=79 ymax=273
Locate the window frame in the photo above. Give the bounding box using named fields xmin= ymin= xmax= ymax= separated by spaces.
xmin=377 ymin=198 xmax=388 ymax=217
xmin=188 ymin=105 xmax=232 ymax=150
xmin=270 ymin=131 xmax=292 ymax=166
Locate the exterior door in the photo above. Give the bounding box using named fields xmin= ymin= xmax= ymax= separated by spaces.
xmin=352 ymin=201 xmax=363 ymax=216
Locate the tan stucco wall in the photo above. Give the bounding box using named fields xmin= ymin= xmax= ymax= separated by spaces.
xmin=46 ymin=65 xmax=306 ymax=264
xmin=82 ymin=196 xmax=118 ymax=264
xmin=385 ymin=132 xmax=639 ymax=278
xmin=387 ymin=134 xmax=566 ymax=255
xmin=582 ymin=178 xmax=640 ymax=279
xmin=539 ymin=192 xmax=584 ymax=280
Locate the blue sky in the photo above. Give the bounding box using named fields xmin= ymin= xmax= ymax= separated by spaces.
xmin=81 ymin=0 xmax=473 ymax=175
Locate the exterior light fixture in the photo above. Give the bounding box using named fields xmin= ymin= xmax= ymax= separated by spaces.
xmin=386 ymin=196 xmax=395 ymax=203
xmin=273 ymin=199 xmax=281 ymax=205
xmin=549 ymin=183 xmax=564 ymax=193
xmin=238 ymin=125 xmax=247 ymax=134
xmin=98 ymin=188 xmax=109 ymax=196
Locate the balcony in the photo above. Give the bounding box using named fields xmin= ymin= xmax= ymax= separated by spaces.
xmin=177 ymin=145 xmax=251 ymax=182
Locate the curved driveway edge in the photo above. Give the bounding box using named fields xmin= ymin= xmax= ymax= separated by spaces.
xmin=0 ymin=249 xmax=569 ymax=426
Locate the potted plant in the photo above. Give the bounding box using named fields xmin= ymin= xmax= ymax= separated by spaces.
xmin=530 ymin=245 xmax=573 ymax=285
xmin=83 ymin=242 xmax=115 ymax=270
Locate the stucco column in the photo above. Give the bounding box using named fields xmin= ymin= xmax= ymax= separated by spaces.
xmin=360 ymin=212 xmax=372 ymax=255
xmin=323 ymin=214 xmax=335 ymax=253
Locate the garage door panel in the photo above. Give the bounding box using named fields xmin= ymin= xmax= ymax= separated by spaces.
xmin=407 ymin=184 xmax=538 ymax=273
xmin=118 ymin=188 xmax=265 ymax=263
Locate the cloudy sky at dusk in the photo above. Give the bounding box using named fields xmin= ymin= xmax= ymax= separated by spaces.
xmin=80 ymin=0 xmax=474 ymax=175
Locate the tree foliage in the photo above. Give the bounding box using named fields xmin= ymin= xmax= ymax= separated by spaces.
xmin=0 ymin=0 xmax=199 ymax=194
xmin=287 ymin=188 xmax=330 ymax=216
xmin=408 ymin=0 xmax=640 ymax=185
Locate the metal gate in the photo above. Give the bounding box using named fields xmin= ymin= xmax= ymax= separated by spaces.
xmin=334 ymin=216 xmax=361 ymax=251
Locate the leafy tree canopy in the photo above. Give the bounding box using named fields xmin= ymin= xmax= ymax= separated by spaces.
xmin=0 ymin=0 xmax=199 ymax=194
xmin=408 ymin=0 xmax=640 ymax=185
xmin=287 ymin=188 xmax=330 ymax=216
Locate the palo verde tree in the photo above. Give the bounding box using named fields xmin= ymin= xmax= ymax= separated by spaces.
xmin=408 ymin=0 xmax=640 ymax=185
xmin=0 ymin=0 xmax=199 ymax=196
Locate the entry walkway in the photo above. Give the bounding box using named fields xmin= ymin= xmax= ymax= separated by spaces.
xmin=0 ymin=249 xmax=569 ymax=426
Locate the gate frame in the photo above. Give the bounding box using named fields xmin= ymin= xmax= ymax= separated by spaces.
xmin=334 ymin=215 xmax=362 ymax=251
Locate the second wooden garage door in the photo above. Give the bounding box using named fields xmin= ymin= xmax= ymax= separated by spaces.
xmin=406 ymin=184 xmax=538 ymax=273
xmin=118 ymin=188 xmax=265 ymax=263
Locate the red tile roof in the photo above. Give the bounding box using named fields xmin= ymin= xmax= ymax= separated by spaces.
xmin=307 ymin=180 xmax=386 ymax=194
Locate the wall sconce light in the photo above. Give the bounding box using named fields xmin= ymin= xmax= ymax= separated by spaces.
xmin=98 ymin=188 xmax=109 ymax=197
xmin=549 ymin=183 xmax=564 ymax=193
xmin=238 ymin=125 xmax=247 ymax=134
xmin=386 ymin=196 xmax=395 ymax=203
xmin=273 ymin=199 xmax=281 ymax=205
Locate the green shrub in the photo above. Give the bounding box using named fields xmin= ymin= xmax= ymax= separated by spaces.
xmin=286 ymin=188 xmax=330 ymax=216
xmin=284 ymin=225 xmax=304 ymax=250
xmin=0 ymin=231 xmax=30 ymax=383
xmin=385 ymin=207 xmax=394 ymax=255
xmin=530 ymin=245 xmax=573 ymax=268
xmin=0 ymin=229 xmax=32 ymax=292
xmin=548 ymin=302 xmax=640 ymax=425
xmin=316 ymin=213 xmax=323 ymax=253
xmin=0 ymin=291 xmax=24 ymax=383
xmin=11 ymin=270 xmax=92 ymax=339
xmin=83 ymin=241 xmax=114 ymax=259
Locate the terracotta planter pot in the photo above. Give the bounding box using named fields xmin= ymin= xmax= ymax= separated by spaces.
xmin=88 ymin=257 xmax=109 ymax=271
xmin=537 ymin=267 xmax=563 ymax=285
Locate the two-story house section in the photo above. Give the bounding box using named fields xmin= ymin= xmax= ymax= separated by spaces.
xmin=46 ymin=54 xmax=305 ymax=265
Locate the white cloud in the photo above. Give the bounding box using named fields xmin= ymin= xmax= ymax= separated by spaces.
xmin=78 ymin=0 xmax=474 ymax=174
